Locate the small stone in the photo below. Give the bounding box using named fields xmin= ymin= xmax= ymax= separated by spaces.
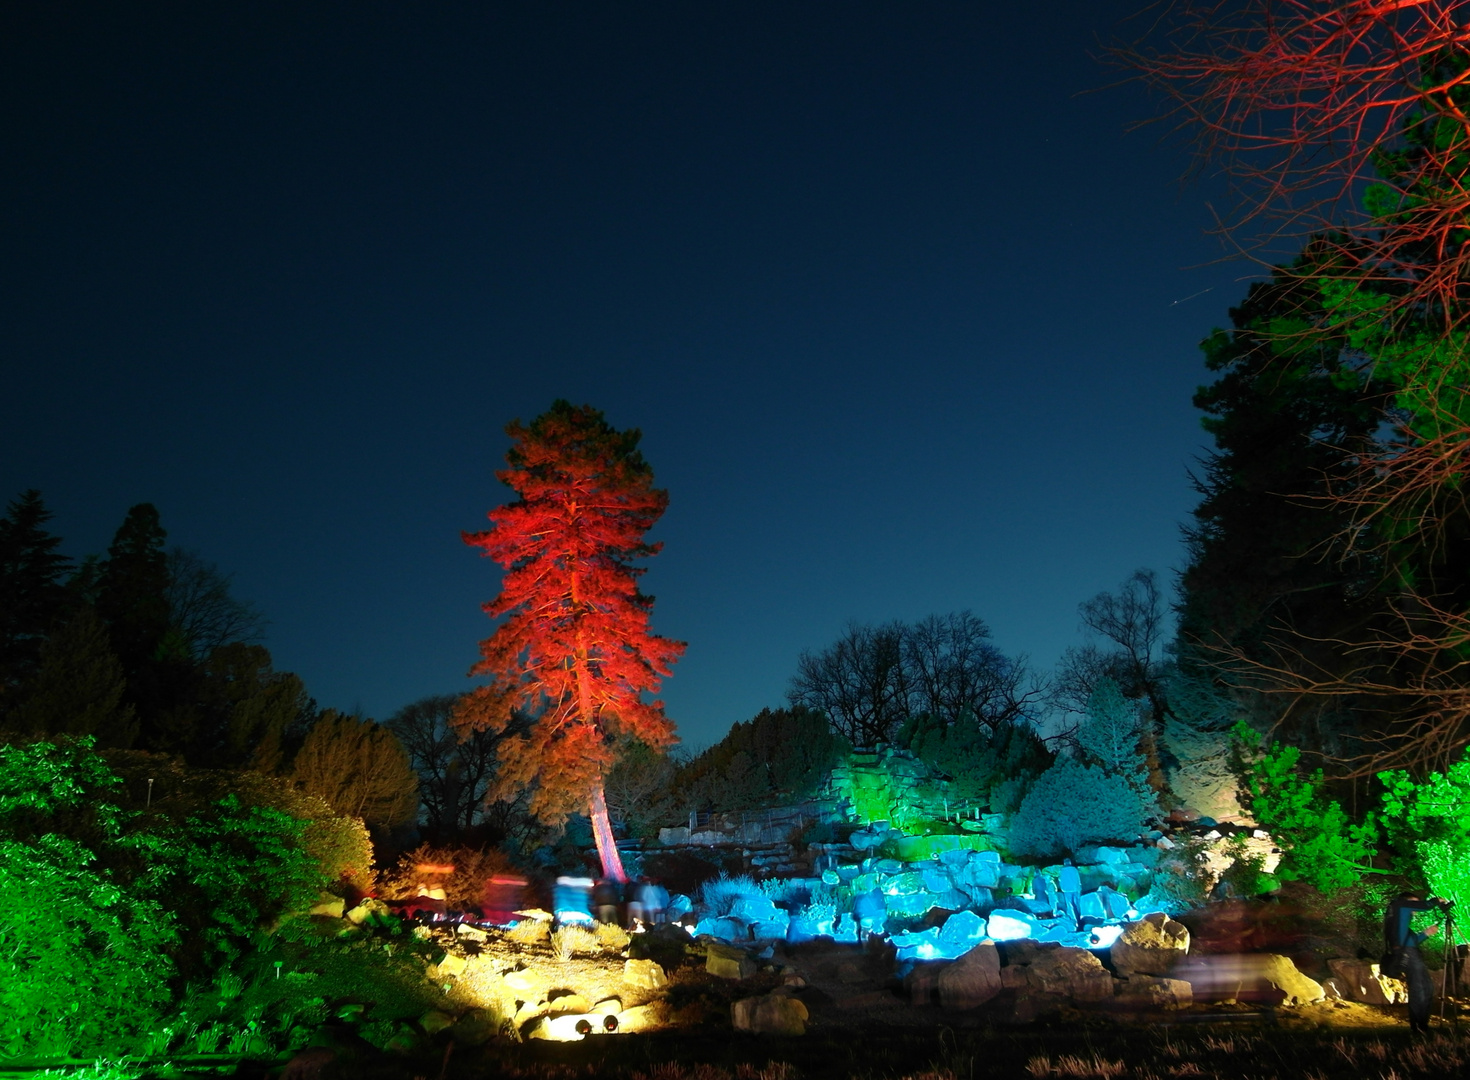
xmin=623 ymin=958 xmax=667 ymax=989
xmin=419 ymin=1010 xmax=454 ymax=1035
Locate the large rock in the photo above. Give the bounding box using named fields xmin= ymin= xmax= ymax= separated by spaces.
xmin=936 ymin=941 xmax=1002 ymax=1010
xmin=731 ymin=991 xmax=809 ymax=1035
xmin=1110 ymin=912 xmax=1190 ymax=976
xmin=706 ymin=943 xmax=757 ymax=980
xmin=1007 ymin=945 xmax=1115 ymax=1003
xmin=1327 ymin=958 xmax=1407 ymax=1005
xmin=1114 ymin=975 xmax=1193 ymax=1009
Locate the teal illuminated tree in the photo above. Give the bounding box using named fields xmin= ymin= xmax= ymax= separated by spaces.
xmin=457 ymin=401 xmax=684 ymax=881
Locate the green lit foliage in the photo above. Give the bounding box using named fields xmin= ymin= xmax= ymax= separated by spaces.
xmin=1007 ymin=757 xmax=1151 ymax=860
xmin=0 ymin=834 xmax=176 ymax=1058
xmin=901 ymin=713 xmax=1052 ymax=815
xmin=0 ymin=738 xmax=339 ymax=1058
xmin=1232 ymin=722 xmax=1377 ymax=893
xmin=1379 ymin=750 xmax=1470 ymax=937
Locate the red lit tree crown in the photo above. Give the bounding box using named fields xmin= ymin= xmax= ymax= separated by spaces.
xmin=458 ymin=400 xmax=684 ymax=824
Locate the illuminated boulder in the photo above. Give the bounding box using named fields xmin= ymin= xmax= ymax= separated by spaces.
xmin=1326 ymin=958 xmax=1406 ymax=1005
xmin=921 ymin=866 xmax=954 ymax=893
xmin=706 ymin=942 xmax=758 ymax=980
xmin=731 ymin=894 xmax=779 ymax=922
xmin=1110 ymin=912 xmax=1190 ymax=977
xmin=987 ymin=910 xmax=1039 ymax=942
xmin=622 ymin=959 xmax=667 ymax=989
xmin=1001 ymin=943 xmax=1115 ymax=1003
xmin=936 ymin=941 xmax=1002 ymax=1010
xmin=938 ymin=910 xmax=987 ymax=948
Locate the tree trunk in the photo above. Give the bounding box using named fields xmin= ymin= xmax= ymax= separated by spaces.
xmin=588 ymin=780 xmax=627 ymax=883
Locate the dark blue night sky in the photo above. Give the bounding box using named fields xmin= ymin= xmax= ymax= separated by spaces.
xmin=2 ymin=2 xmax=1250 ymax=748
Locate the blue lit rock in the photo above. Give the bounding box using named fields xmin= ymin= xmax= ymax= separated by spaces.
xmin=883 ymin=891 xmax=937 ymax=919
xmin=667 ymin=894 xmax=692 ymax=921
xmin=938 ymin=910 xmax=987 ymax=948
xmin=921 ymin=866 xmax=954 ymax=893
xmin=751 ymin=914 xmax=790 ymax=940
xmin=732 ymin=895 xmax=778 ymax=922
xmin=987 ymin=910 xmax=1039 ymax=941
xmin=933 ymin=888 xmax=970 ymax=912
xmin=1079 ymin=892 xmax=1106 ymax=921
xmin=832 ymin=913 xmax=859 ymax=943
xmin=963 ymin=885 xmax=994 ymax=910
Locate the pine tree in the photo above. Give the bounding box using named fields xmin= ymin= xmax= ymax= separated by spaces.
xmin=0 ymin=490 xmax=72 ymax=706
xmin=457 ymin=400 xmax=685 ymax=882
xmin=9 ymin=606 xmax=136 ymax=744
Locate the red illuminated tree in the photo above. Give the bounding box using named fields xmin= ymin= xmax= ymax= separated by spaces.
xmin=456 ymin=401 xmax=684 ymax=881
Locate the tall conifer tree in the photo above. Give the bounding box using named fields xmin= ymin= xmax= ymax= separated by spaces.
xmin=458 ymin=401 xmax=684 ymax=882
xmin=0 ymin=490 xmax=72 ymax=704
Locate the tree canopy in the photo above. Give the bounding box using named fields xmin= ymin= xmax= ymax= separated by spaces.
xmin=456 ymin=400 xmax=684 ymax=881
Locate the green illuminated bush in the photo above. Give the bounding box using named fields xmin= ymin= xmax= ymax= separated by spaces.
xmin=1007 ymin=757 xmax=1150 ymax=859
xmin=1232 ymin=723 xmax=1376 ymax=893
xmin=1380 ymin=750 xmax=1470 ymax=931
xmin=0 ymin=835 xmax=176 ymax=1058
xmin=0 ymin=738 xmax=337 ymax=1059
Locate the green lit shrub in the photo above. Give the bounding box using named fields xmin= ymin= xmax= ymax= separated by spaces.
xmin=0 ymin=835 xmax=176 ymax=1058
xmin=1232 ymin=723 xmax=1376 ymax=893
xmin=1007 ymin=757 xmax=1150 ymax=860
xmin=0 ymin=738 xmax=336 ymax=1059
xmin=1379 ymin=749 xmax=1470 ymax=926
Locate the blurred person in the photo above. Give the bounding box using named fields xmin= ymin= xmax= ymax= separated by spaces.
xmin=593 ymin=877 xmax=621 ymax=924
xmin=482 ymin=873 xmax=527 ymax=926
xmin=1058 ymin=858 xmax=1082 ymax=930
xmin=1384 ymin=891 xmax=1447 ymax=1034
xmin=553 ymin=875 xmax=594 ymax=925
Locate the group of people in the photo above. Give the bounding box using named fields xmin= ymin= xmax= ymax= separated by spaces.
xmin=551 ymin=874 xmax=670 ymax=929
